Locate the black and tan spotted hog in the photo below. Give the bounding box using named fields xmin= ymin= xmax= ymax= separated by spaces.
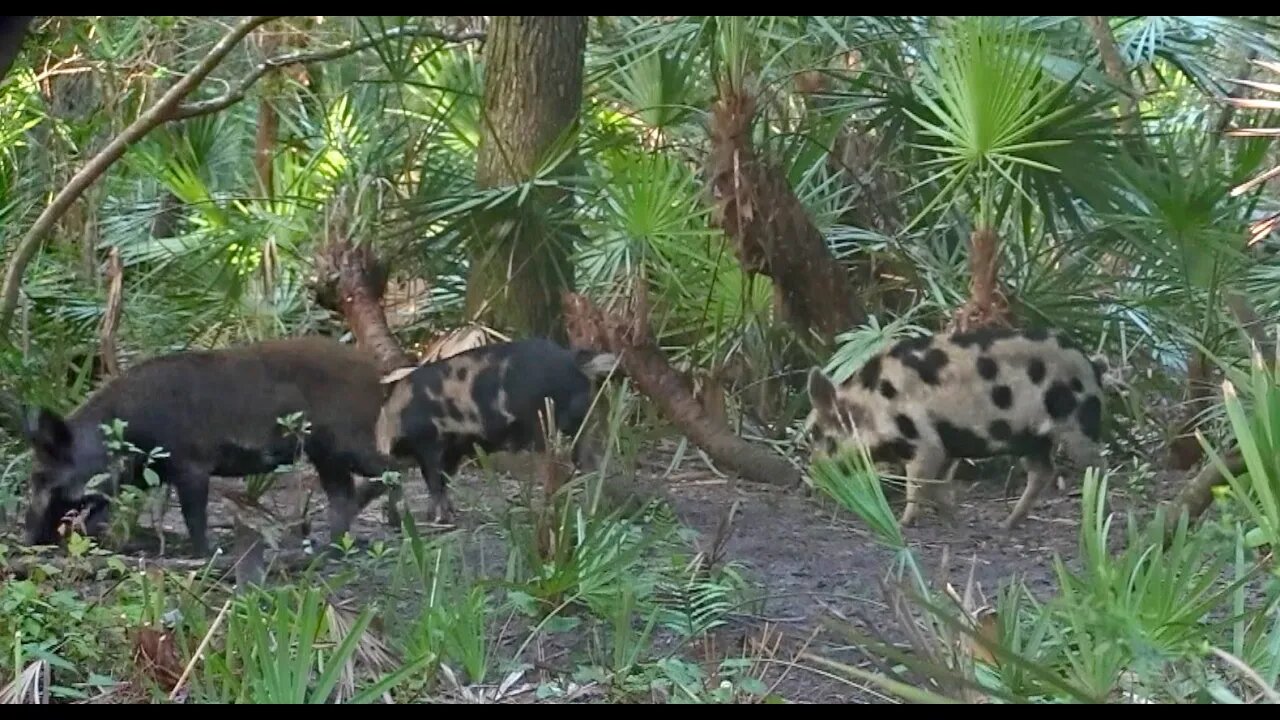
xmin=370 ymin=337 xmax=619 ymax=525
xmin=806 ymin=327 xmax=1107 ymax=530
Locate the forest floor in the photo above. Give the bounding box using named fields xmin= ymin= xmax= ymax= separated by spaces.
xmin=82 ymin=434 xmax=1181 ymax=704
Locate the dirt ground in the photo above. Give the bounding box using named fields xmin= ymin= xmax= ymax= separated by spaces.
xmin=104 ymin=435 xmax=1173 ymax=704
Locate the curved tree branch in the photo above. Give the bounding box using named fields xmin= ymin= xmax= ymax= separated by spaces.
xmin=563 ymin=286 xmax=803 ymax=489
xmin=0 ymin=15 xmax=278 ymax=339
xmin=171 ymin=24 xmax=486 ymax=121
xmin=1162 ymin=448 xmax=1246 ymax=546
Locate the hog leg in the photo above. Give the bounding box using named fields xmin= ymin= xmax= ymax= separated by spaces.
xmin=414 ymin=443 xmax=455 ymax=525
xmin=350 ymin=451 xmax=406 ymax=530
xmin=926 ymin=460 xmax=960 ymax=527
xmin=899 ymin=447 xmax=946 ymax=527
xmin=313 ymin=459 xmax=360 ymax=548
xmin=171 ymin=463 xmax=212 ymax=557
xmin=560 ymin=392 xmax=599 ymax=472
xmin=1003 ymin=445 xmax=1055 ymax=530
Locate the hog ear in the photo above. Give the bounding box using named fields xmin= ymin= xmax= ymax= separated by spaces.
xmin=22 ymin=406 xmax=73 ymax=462
xmin=807 ymin=368 xmax=838 ymax=415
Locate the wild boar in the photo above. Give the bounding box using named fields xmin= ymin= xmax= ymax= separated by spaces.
xmin=806 ymin=326 xmax=1106 ymax=530
xmin=21 ymin=336 xmax=398 ymax=556
xmin=371 ymin=337 xmax=618 ymax=524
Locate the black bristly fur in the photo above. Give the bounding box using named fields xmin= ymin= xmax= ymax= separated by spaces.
xmin=21 ymin=337 xmax=397 ymax=556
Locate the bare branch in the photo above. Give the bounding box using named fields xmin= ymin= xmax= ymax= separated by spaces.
xmin=97 ymin=246 xmax=123 ymax=378
xmin=0 ymin=15 xmax=280 ymax=339
xmin=1082 ymin=15 xmax=1140 ymax=135
xmin=171 ymin=24 xmax=486 ymax=121
xmin=1162 ymin=448 xmax=1246 ymax=545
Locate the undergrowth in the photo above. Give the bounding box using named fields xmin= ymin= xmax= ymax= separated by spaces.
xmin=0 ymin=385 xmax=768 ymax=704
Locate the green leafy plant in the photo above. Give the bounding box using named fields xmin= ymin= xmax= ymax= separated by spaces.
xmin=186 ymin=584 xmax=427 ymax=704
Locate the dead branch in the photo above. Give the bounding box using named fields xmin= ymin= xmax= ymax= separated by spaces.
xmin=1082 ymin=16 xmax=1140 ymax=136
xmin=314 ymin=195 xmax=413 ymax=372
xmin=1162 ymin=448 xmax=1247 ymax=544
xmin=0 ymin=15 xmax=279 ymax=339
xmin=170 ymin=24 xmax=486 ymax=121
xmin=313 ymin=190 xmax=413 ymax=529
xmin=97 ymin=246 xmax=123 ymax=378
xmin=563 ymin=286 xmax=801 ymax=489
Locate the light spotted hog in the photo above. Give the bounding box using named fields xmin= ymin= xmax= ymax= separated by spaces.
xmin=806 ymin=327 xmax=1106 ymax=529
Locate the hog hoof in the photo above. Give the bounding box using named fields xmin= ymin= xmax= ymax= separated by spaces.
xmin=426 ymin=495 xmax=457 ymax=526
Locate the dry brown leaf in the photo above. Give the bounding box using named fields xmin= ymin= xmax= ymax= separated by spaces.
xmin=131 ymin=626 xmax=184 ymax=692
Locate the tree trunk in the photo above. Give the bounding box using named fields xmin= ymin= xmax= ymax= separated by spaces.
xmin=465 ymin=16 xmax=587 ymax=342
xmin=314 ymin=200 xmax=414 ymax=529
xmin=149 ymin=24 xmax=186 ymax=241
xmin=707 ymin=82 xmax=865 ymax=346
xmin=949 ymin=226 xmax=1012 ymax=333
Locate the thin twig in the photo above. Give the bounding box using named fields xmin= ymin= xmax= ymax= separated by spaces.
xmin=167 ymin=597 xmax=233 ymax=701
xmin=0 ymin=15 xmax=278 ymax=338
xmin=170 ymin=24 xmax=486 ymax=120
xmin=1209 ymin=646 xmax=1280 ymax=704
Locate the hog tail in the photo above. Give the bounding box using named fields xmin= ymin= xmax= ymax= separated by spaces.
xmin=1059 ymin=427 xmax=1104 ymax=471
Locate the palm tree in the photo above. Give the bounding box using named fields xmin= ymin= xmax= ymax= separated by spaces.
xmin=893 ymin=16 xmax=1126 ymax=331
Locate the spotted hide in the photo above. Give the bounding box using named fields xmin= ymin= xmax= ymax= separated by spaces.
xmin=806 ymin=327 xmax=1106 ymax=530
xmin=372 ymin=338 xmax=618 ymax=524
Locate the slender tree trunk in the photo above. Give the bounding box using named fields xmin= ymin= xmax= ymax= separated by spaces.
xmin=1082 ymin=16 xmax=1140 ymax=137
xmin=1170 ymin=349 xmax=1214 ymax=469
xmin=254 ymin=93 xmax=277 ymax=199
xmin=252 ymin=22 xmax=283 ymax=297
xmin=465 ymin=16 xmax=586 ymax=342
xmin=949 ymin=226 xmax=1012 ymax=333
xmin=149 ymin=25 xmax=185 ymax=241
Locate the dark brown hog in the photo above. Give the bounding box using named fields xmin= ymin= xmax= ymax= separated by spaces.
xmin=370 ymin=337 xmax=618 ymax=524
xmin=21 ymin=336 xmax=399 ymax=556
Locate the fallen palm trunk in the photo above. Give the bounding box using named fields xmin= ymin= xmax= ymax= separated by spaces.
xmin=562 ymin=285 xmax=800 ymax=489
